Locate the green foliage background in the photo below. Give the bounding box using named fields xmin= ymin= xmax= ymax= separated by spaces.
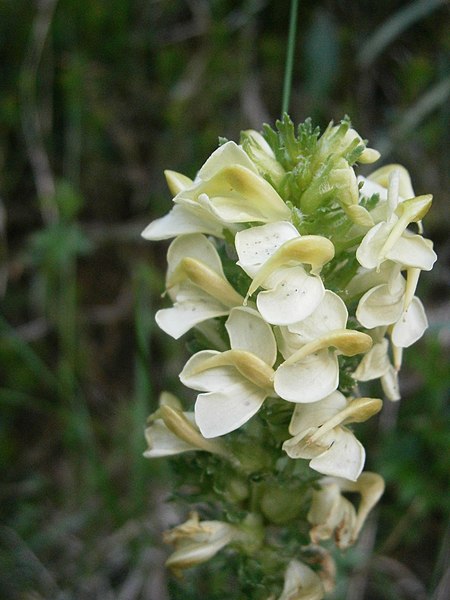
xmin=0 ymin=1 xmax=449 ymax=598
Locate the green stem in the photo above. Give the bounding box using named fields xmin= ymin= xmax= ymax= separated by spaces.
xmin=281 ymin=0 xmax=299 ymax=116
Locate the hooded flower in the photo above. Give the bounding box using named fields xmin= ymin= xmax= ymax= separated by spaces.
xmin=352 ymin=332 xmax=400 ymax=401
xmin=307 ymin=472 xmax=385 ymax=549
xmin=180 ymin=306 xmax=277 ymax=438
xmin=276 ymin=560 xmax=325 ymax=600
xmin=142 ymin=141 xmax=291 ymax=241
xmin=156 ymin=233 xmax=244 ymax=339
xmin=141 ymin=169 xmax=225 ymax=240
xmin=358 ymin=162 xmax=415 ymax=224
xmin=274 ymin=291 xmax=372 ymax=404
xmin=282 ymin=391 xmax=382 ymax=480
xmin=235 ymin=221 xmax=334 ymax=325
xmin=164 ymin=512 xmax=243 ymax=576
xmin=144 ymin=392 xmax=227 ymax=458
xmin=356 ymin=264 xmax=428 ymax=349
xmin=356 ymin=169 xmax=436 ymax=271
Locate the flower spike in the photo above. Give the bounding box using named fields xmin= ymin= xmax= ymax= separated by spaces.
xmin=141 ymin=117 xmax=435 ymax=598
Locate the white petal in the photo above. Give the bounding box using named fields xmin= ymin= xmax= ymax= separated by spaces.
xmin=235 ymin=221 xmax=299 ymax=277
xmin=274 ymin=350 xmax=339 ymax=403
xmin=345 ymin=262 xmax=393 ymax=299
xmin=356 ymin=222 xmax=392 ymax=269
xmin=144 ymin=419 xmax=195 ymax=457
xmin=353 ymin=339 xmax=391 ymax=381
xmin=367 ymin=163 xmax=414 ymax=199
xmin=257 ymin=267 xmax=324 ymax=326
xmin=381 ymin=365 xmax=401 ymax=401
xmin=288 ymin=290 xmax=348 ymax=340
xmin=358 ymin=175 xmax=388 ymax=201
xmin=180 ymin=350 xmax=238 ymax=392
xmin=391 ymin=296 xmax=428 ymax=347
xmin=167 ymin=234 xmax=225 ymax=279
xmin=156 ymin=290 xmax=229 ymax=339
xmin=141 ymin=204 xmax=224 ymax=240
xmin=274 ymin=326 xmax=304 ymax=360
xmin=225 ymin=306 xmax=277 ymax=365
xmin=310 ymin=428 xmax=365 ymax=481
xmin=196 ymin=141 xmax=258 ymax=180
xmin=195 ymin=380 xmax=266 ymax=437
xmin=289 ymin=391 xmax=347 ymax=435
xmin=278 ymin=560 xmax=325 ymax=600
xmin=190 ymin=168 xmax=290 ymax=224
xmin=283 ymin=426 xmax=321 ymax=460
xmin=356 ymin=283 xmax=403 ymax=329
xmin=386 ymin=233 xmax=437 ymax=271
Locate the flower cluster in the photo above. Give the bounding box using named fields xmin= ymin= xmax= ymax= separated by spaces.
xmin=142 ymin=116 xmax=436 ymax=598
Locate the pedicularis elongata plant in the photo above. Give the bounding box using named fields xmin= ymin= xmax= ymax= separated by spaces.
xmin=142 ymin=116 xmax=436 ymax=599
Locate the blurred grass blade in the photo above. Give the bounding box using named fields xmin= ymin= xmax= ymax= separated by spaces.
xmin=358 ymin=0 xmax=447 ymax=68
xmin=304 ymin=9 xmax=339 ymax=108
xmin=394 ymin=76 xmax=450 ymax=138
xmin=0 ymin=525 xmax=61 ymax=599
xmin=0 ymin=388 xmax=54 ymax=412
xmin=130 ymin=263 xmax=157 ymax=511
xmin=0 ymin=197 xmax=7 ymax=297
xmin=0 ymin=314 xmax=59 ymax=392
xmin=376 ymin=76 xmax=450 ymax=156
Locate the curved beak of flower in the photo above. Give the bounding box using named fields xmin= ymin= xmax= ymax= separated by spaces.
xmin=338 ymin=472 xmax=386 ymax=541
xmin=240 ymin=129 xmax=286 ymax=186
xmin=307 ymin=397 xmax=382 ymax=445
xmin=168 ymin=257 xmax=244 ymax=307
xmin=164 ymin=170 xmax=194 ymax=195
xmin=164 ymin=512 xmax=238 ymax=576
xmin=159 ymin=405 xmax=230 ymax=458
xmin=193 ymin=349 xmax=275 ymax=393
xmin=196 ymin=164 xmax=291 ymax=222
xmin=283 ymin=329 xmax=373 ymax=367
xmin=378 ymin=194 xmax=433 ymax=263
xmin=245 ymin=235 xmax=335 ymax=300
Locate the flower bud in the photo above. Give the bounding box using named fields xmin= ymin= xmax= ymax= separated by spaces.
xmin=240 ymin=129 xmax=286 ymax=187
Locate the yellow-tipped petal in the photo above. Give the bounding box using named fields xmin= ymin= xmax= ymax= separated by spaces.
xmin=359 ymin=147 xmax=380 ymax=164
xmin=159 ymin=391 xmax=184 ymax=410
xmin=160 ymin=405 xmax=228 ymax=456
xmin=284 ymin=329 xmax=373 ymax=366
xmin=247 ymin=236 xmax=334 ymax=296
xmin=164 ymin=170 xmax=194 ymax=195
xmin=341 ymin=397 xmax=383 ymax=424
xmin=169 ymin=257 xmax=244 ymax=307
xmin=205 ymin=164 xmax=291 ymax=222
xmin=395 ymin=194 xmax=433 ymax=222
xmin=193 ymin=349 xmax=275 ymax=391
xmin=309 ymin=397 xmax=382 ymax=444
